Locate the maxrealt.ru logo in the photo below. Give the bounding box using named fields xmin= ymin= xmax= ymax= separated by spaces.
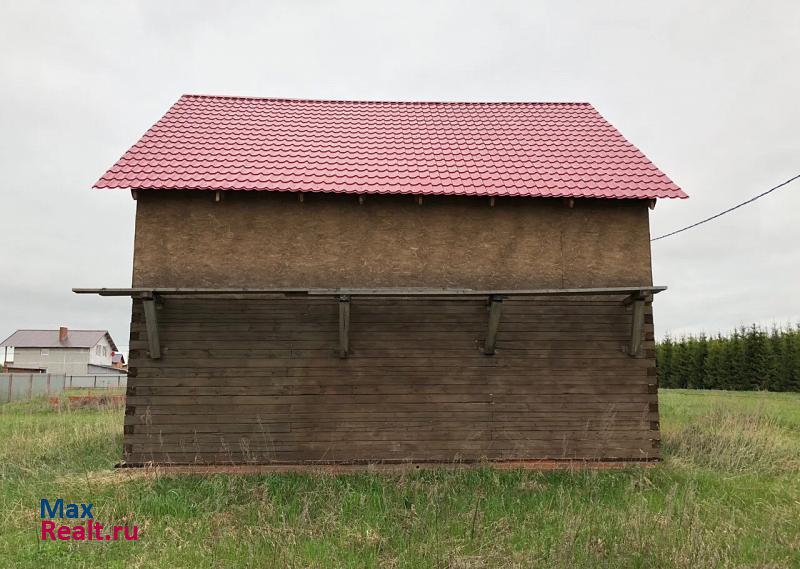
xmin=39 ymin=499 xmax=139 ymax=542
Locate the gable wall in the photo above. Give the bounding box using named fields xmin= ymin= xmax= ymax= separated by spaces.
xmin=88 ymin=335 xmax=114 ymax=367
xmin=131 ymin=192 xmax=653 ymax=289
xmin=123 ymin=191 xmax=659 ymax=465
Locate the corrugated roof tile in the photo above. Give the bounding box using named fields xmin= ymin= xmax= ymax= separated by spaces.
xmin=95 ymin=95 xmax=686 ymax=200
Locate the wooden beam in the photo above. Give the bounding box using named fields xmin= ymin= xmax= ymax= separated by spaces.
xmin=214 ymin=190 xmax=223 ymax=203
xmin=74 ymin=286 xmax=668 ymax=298
xmin=628 ymin=297 xmax=645 ymax=356
xmin=338 ymin=295 xmax=351 ymax=358
xmin=489 ymin=197 xmax=496 ymax=207
xmin=298 ymin=193 xmax=304 ymax=203
xmin=623 ymin=291 xmax=654 ymax=306
xmin=130 ymin=189 xmax=139 ymax=201
xmin=623 ymin=291 xmax=642 ymax=305
xmin=358 ymin=195 xmax=365 ymax=205
xmin=483 ymin=296 xmax=504 ymax=355
xmin=141 ymin=293 xmax=161 ymax=359
xmin=648 ymin=199 xmax=657 ymax=210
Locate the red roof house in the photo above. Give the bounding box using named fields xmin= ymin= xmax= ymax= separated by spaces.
xmin=80 ymin=95 xmax=685 ymax=467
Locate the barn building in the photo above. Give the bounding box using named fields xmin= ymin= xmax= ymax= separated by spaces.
xmin=78 ymin=95 xmax=686 ymax=467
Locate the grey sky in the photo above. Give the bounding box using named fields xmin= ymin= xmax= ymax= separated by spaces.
xmin=1 ymin=0 xmax=798 ymax=355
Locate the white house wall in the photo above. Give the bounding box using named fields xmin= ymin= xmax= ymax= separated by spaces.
xmin=11 ymin=347 xmax=91 ymax=375
xmin=88 ymin=335 xmax=114 ymax=367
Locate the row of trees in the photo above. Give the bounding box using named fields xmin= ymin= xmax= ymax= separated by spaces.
xmin=656 ymin=324 xmax=800 ymax=392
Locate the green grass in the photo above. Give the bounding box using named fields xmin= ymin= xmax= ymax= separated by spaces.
xmin=1 ymin=390 xmax=799 ymax=568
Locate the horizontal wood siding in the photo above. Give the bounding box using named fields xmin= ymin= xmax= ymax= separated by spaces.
xmin=123 ymin=296 xmax=659 ymax=465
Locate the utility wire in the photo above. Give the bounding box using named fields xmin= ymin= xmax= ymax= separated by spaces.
xmin=651 ymin=173 xmax=800 ymax=242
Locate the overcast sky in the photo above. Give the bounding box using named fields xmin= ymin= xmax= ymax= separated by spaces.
xmin=1 ymin=1 xmax=798 ymax=355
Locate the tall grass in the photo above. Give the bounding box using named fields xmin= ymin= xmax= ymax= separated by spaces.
xmin=0 ymin=398 xmax=121 ymax=478
xmin=663 ymin=406 xmax=799 ymax=475
xmin=0 ymin=390 xmax=798 ymax=568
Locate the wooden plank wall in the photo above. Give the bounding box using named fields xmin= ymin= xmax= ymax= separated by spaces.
xmin=124 ymin=296 xmax=659 ymax=465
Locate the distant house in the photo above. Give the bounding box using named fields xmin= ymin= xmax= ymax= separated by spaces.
xmin=111 ymin=352 xmax=127 ymax=371
xmin=0 ymin=327 xmax=125 ymax=375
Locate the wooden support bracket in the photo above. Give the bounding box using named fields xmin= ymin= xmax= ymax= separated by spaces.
xmin=628 ymin=296 xmax=645 ymax=356
xmin=484 ymin=295 xmax=504 ymax=355
xmin=623 ymin=290 xmax=653 ymax=306
xmin=141 ymin=293 xmax=162 ymax=359
xmin=338 ymin=295 xmax=351 ymax=358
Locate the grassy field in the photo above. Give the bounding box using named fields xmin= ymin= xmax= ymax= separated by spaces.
xmin=0 ymin=390 xmax=798 ymax=568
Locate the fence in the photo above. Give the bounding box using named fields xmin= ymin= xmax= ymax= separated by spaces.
xmin=0 ymin=374 xmax=127 ymax=403
xmin=0 ymin=374 xmax=65 ymax=402
xmin=62 ymin=374 xmax=127 ymax=390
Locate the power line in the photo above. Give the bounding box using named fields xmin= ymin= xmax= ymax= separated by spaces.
xmin=651 ymin=172 xmax=800 ymax=242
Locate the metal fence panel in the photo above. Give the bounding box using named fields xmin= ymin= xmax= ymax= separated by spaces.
xmin=64 ymin=375 xmax=127 ymax=389
xmin=0 ymin=374 xmax=66 ymax=403
xmin=0 ymin=374 xmax=126 ymax=402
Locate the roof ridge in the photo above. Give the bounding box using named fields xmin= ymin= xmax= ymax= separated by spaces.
xmin=181 ymin=94 xmax=593 ymax=106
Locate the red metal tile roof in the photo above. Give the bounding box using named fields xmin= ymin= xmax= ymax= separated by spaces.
xmin=95 ymin=95 xmax=686 ymax=200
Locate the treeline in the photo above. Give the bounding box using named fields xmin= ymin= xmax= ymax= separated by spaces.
xmin=656 ymin=324 xmax=800 ymax=392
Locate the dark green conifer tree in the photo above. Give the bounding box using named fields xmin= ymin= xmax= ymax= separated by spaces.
xmin=704 ymin=335 xmax=726 ymax=390
xmin=656 ymin=324 xmax=800 ymax=392
xmin=724 ymin=329 xmax=747 ymax=390
xmin=670 ymin=340 xmax=691 ymax=389
xmin=656 ymin=335 xmax=674 ymax=387
xmin=743 ymin=324 xmax=777 ymax=390
xmin=687 ymin=334 xmax=708 ymax=389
